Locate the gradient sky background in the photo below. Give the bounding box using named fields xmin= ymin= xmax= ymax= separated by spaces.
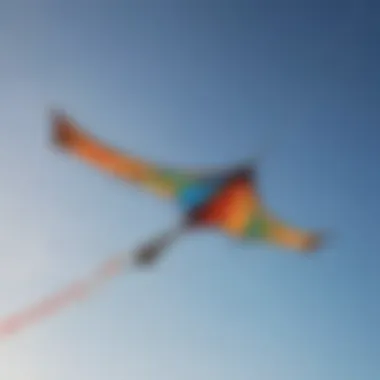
xmin=0 ymin=1 xmax=379 ymax=379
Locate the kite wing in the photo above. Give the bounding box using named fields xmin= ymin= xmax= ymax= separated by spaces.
xmin=242 ymin=211 xmax=322 ymax=252
xmin=50 ymin=111 xmax=254 ymax=201
xmin=50 ymin=111 xmax=199 ymax=199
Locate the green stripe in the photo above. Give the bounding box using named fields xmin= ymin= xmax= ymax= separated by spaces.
xmin=155 ymin=170 xmax=195 ymax=193
xmin=244 ymin=213 xmax=269 ymax=239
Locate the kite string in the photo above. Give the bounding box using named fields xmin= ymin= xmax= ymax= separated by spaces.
xmin=0 ymin=224 xmax=185 ymax=340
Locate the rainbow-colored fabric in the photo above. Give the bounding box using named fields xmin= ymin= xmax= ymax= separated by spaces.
xmin=51 ymin=112 xmax=321 ymax=252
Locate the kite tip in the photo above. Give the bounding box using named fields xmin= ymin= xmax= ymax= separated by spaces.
xmin=49 ymin=109 xmax=80 ymax=150
xmin=302 ymin=230 xmax=331 ymax=256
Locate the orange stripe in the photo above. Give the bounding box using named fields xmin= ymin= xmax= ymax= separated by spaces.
xmin=193 ymin=178 xmax=260 ymax=236
xmin=220 ymin=181 xmax=258 ymax=235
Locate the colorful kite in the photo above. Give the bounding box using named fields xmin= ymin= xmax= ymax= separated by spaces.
xmin=51 ymin=111 xmax=322 ymax=259
xmin=0 ymin=111 xmax=323 ymax=338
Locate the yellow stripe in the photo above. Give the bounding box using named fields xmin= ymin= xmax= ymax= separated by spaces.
xmin=266 ymin=217 xmax=318 ymax=252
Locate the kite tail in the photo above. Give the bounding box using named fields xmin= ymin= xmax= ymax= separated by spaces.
xmin=0 ymin=225 xmax=185 ymax=340
xmin=133 ymin=223 xmax=187 ymax=266
xmin=0 ymin=254 xmax=129 ymax=339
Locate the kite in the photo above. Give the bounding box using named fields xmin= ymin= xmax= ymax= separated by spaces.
xmin=0 ymin=111 xmax=323 ymax=339
xmin=51 ymin=111 xmax=322 ymax=261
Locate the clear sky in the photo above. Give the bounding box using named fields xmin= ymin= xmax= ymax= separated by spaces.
xmin=0 ymin=1 xmax=379 ymax=379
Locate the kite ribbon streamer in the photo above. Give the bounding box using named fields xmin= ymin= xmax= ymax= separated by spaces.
xmin=0 ymin=224 xmax=185 ymax=339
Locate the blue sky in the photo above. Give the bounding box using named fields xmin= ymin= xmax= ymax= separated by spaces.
xmin=0 ymin=1 xmax=379 ymax=379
